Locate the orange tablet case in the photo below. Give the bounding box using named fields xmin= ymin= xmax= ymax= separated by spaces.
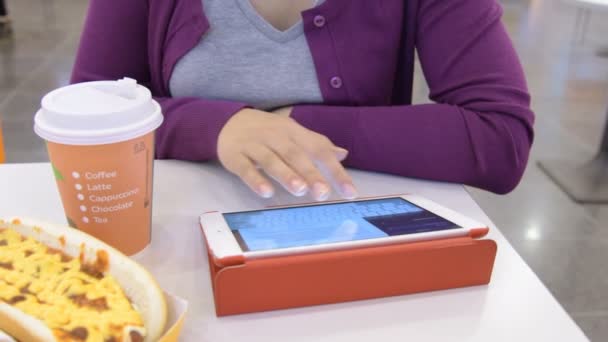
xmin=200 ymin=219 xmax=497 ymax=316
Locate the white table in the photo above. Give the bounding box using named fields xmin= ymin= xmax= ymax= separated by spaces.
xmin=0 ymin=161 xmax=588 ymax=341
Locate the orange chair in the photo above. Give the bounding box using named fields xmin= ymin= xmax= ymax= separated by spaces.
xmin=0 ymin=119 xmax=5 ymax=163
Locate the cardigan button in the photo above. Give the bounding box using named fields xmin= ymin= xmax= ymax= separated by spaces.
xmin=330 ymin=76 xmax=343 ymax=89
xmin=313 ymin=15 xmax=326 ymax=28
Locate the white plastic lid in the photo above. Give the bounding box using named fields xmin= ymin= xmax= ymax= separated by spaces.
xmin=34 ymin=78 xmax=163 ymax=145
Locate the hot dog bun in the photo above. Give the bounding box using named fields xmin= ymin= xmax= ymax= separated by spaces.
xmin=0 ymin=218 xmax=167 ymax=342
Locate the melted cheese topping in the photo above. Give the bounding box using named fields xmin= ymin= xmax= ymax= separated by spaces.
xmin=0 ymin=228 xmax=144 ymax=341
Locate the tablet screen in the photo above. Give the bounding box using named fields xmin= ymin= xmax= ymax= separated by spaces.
xmin=223 ymin=197 xmax=460 ymax=252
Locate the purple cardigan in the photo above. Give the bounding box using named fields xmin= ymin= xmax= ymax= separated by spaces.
xmin=71 ymin=0 xmax=534 ymax=194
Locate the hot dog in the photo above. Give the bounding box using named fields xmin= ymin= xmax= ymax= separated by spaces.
xmin=0 ymin=218 xmax=167 ymax=342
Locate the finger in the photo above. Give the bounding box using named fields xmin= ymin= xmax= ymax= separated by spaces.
xmin=332 ymin=146 xmax=348 ymax=161
xmin=302 ymin=134 xmax=357 ymax=199
xmin=270 ymin=141 xmax=331 ymax=201
xmin=244 ymin=144 xmax=308 ymax=197
xmin=225 ymin=154 xmax=274 ymax=198
xmin=317 ymin=153 xmax=357 ymax=199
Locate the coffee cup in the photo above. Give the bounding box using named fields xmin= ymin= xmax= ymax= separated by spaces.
xmin=34 ymin=78 xmax=163 ymax=255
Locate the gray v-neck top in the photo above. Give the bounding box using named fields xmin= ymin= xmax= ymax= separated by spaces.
xmin=169 ymin=0 xmax=324 ymax=111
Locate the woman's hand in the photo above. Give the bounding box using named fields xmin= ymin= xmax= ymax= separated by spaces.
xmin=217 ymin=108 xmax=357 ymax=201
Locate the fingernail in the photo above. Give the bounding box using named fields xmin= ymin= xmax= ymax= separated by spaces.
xmin=313 ymin=182 xmax=330 ymax=201
xmin=341 ymin=183 xmax=358 ymax=199
xmin=290 ymin=178 xmax=308 ymax=196
xmin=258 ymin=184 xmax=274 ymax=198
xmin=334 ymin=148 xmax=348 ymax=161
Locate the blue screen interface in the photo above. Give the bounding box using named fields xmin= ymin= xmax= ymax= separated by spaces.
xmin=223 ymin=197 xmax=460 ymax=252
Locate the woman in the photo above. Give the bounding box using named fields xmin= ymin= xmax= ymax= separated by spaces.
xmin=71 ymin=0 xmax=534 ymax=201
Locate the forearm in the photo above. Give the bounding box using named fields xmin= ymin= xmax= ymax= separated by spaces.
xmin=291 ymin=103 xmax=532 ymax=193
xmin=154 ymin=97 xmax=247 ymax=161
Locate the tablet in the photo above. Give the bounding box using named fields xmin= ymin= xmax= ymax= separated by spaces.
xmin=200 ymin=195 xmax=487 ymax=263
